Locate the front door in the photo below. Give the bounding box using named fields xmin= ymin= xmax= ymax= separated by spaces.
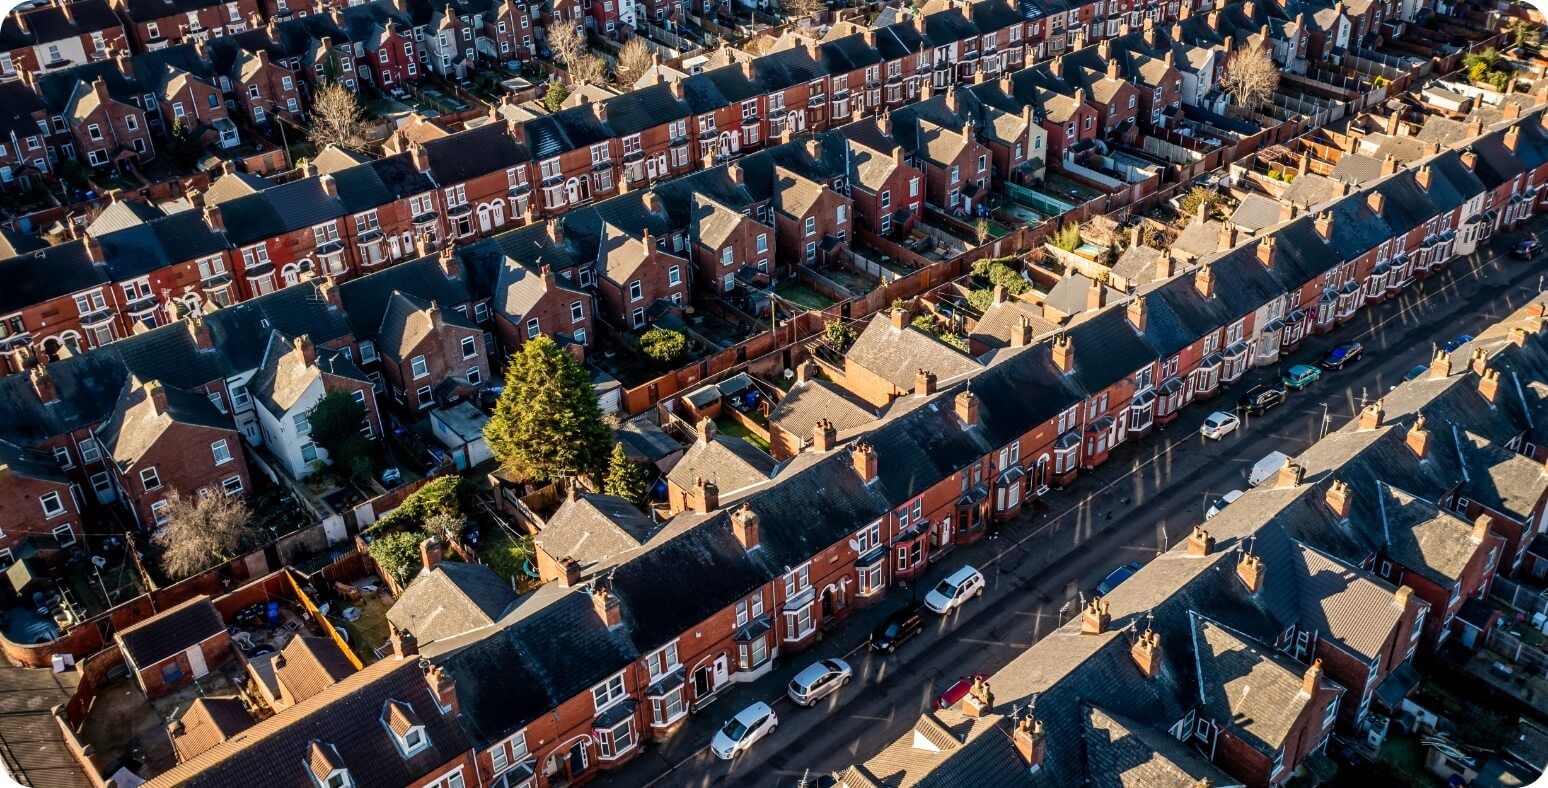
xmin=694 ymin=664 xmax=713 ymax=697
xmin=186 ymin=645 xmax=209 ymax=678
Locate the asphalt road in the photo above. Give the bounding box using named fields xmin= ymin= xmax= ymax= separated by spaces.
xmin=597 ymin=221 xmax=1548 ymax=788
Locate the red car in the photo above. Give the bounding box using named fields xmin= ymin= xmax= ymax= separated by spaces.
xmin=934 ymin=673 xmax=989 ymax=709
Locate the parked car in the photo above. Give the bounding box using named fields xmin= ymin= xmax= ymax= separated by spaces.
xmin=1200 ymin=411 xmax=1240 ymax=440
xmin=869 ymin=606 xmax=925 ymax=653
xmin=1282 ymin=364 xmax=1322 ymax=390
xmin=1096 ymin=561 xmax=1143 ymax=595
xmin=1238 ymin=385 xmax=1286 ymax=416
xmin=1402 ymin=364 xmax=1428 ymax=382
xmin=1513 ymin=236 xmax=1540 ymax=260
xmin=934 ymin=673 xmax=989 ymax=709
xmin=1248 ymin=451 xmax=1292 ymax=487
xmin=711 ymin=702 xmax=778 ymax=759
xmin=1443 ymin=334 xmax=1475 ymax=353
xmin=1206 ymin=490 xmax=1244 ymax=519
xmin=923 ymin=565 xmax=986 ymax=614
xmin=1320 ymin=342 xmax=1364 ymax=370
xmin=788 ymin=659 xmax=852 ymax=707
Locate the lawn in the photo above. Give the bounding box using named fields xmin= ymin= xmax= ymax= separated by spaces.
xmin=479 ymin=527 xmax=541 ymax=594
xmin=717 ymin=417 xmax=772 ymax=453
xmin=773 ymin=282 xmax=837 ymax=311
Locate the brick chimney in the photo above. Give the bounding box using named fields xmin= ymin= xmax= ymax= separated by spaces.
xmin=852 ymin=442 xmax=878 ymax=483
xmin=1301 ymin=658 xmax=1323 ymax=697
xmin=293 ymin=335 xmax=317 ymax=366
xmin=1012 ymin=716 xmax=1046 ymax=770
xmin=1126 ymin=296 xmax=1146 ymax=332
xmin=1460 ymin=149 xmax=1478 ymax=170
xmin=692 ymin=477 xmax=718 ymax=512
xmin=146 ymin=380 xmax=169 ymax=414
xmin=1080 ymin=597 xmax=1110 ymax=634
xmin=1429 ymin=348 xmax=1451 ymax=380
xmin=1406 ymin=416 xmax=1431 ymax=459
xmin=1505 ymin=126 xmax=1520 ymax=154
xmin=956 ymin=389 xmax=979 ymax=425
xmin=811 ymin=418 xmax=836 ymax=452
xmin=1257 ymin=235 xmax=1276 ymax=269
xmin=1472 ymin=513 xmax=1492 ymax=544
xmin=426 ymin=663 xmax=459 ymax=717
xmin=29 ymin=366 xmax=57 ymax=403
xmin=438 ymin=245 xmax=460 ymax=280
xmin=1416 ymin=165 xmax=1433 ymax=192
xmin=914 ymin=368 xmax=937 ymax=396
xmin=696 ymin=418 xmax=717 ymax=444
xmin=1237 ymin=550 xmax=1264 ymax=593
xmin=1358 ymin=400 xmax=1384 ymax=430
xmin=1469 ymin=347 xmax=1489 ymax=377
xmin=1509 ymin=326 xmax=1530 ymax=347
xmin=546 ymin=219 xmax=564 ymax=245
xmin=795 ymin=359 xmax=817 ymax=384
xmin=1217 ymin=222 xmax=1238 ymax=250
xmin=1131 ymin=629 xmax=1161 ymax=679
xmin=415 ymin=231 xmax=432 ymax=258
xmin=890 ymin=306 xmax=909 ymax=330
xmin=317 ymin=277 xmax=342 ymax=310
xmin=388 ymin=623 xmax=418 ymax=658
xmin=1314 ymin=210 xmax=1333 ymax=241
xmin=410 ymin=143 xmax=430 ymax=172
xmin=1195 ymin=261 xmax=1215 ymax=299
xmin=1012 ymin=316 xmax=1034 ymax=348
xmin=1276 ymin=460 xmax=1304 ymax=489
xmin=1525 ymin=302 xmax=1547 ymax=334
xmin=591 ymin=584 xmax=623 ymax=628
xmin=189 ymin=315 xmax=214 ymax=350
xmin=1394 ymin=585 xmax=1414 ymax=610
xmin=728 ymin=163 xmax=744 ymax=185
xmin=1086 ymin=278 xmax=1105 ymax=311
xmin=1368 ymin=190 xmax=1386 ymax=215
xmin=420 ymin=536 xmax=443 ymax=573
xmin=84 ymin=233 xmax=104 ymax=263
xmin=1052 ymin=334 xmax=1074 ymax=373
xmin=203 ymin=204 xmax=224 ymax=232
xmin=1325 ymin=476 xmax=1349 ymax=520
xmin=1186 ymin=526 xmax=1214 ymax=556
xmin=731 ymin=502 xmax=760 ymax=550
xmin=1479 ymin=368 xmax=1501 ymax=404
xmin=961 ymin=677 xmax=994 ymax=717
xmin=319 ymin=173 xmax=337 ymax=197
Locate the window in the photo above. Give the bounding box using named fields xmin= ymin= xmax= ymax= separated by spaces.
xmin=569 ymin=301 xmax=585 ymax=323
xmin=592 ymin=672 xmax=627 ymax=712
xmin=140 ymin=467 xmax=161 ymax=491
xmin=909 ymin=177 xmax=920 ymax=197
xmin=1271 ymin=750 xmax=1285 ymax=777
xmin=212 ymin=439 xmax=232 ymax=465
xmin=40 ymin=491 xmax=65 ymax=518
xmin=301 ymin=442 xmax=319 ymax=463
xmin=151 ymin=499 xmax=170 ymax=525
xmin=757 ymin=234 xmax=768 ymax=253
xmin=460 ymin=336 xmax=477 ymax=359
xmin=294 ymin=412 xmax=311 ymax=436
xmin=53 ymin=445 xmax=72 ymax=469
xmin=53 ymin=523 xmax=76 ymax=547
xmin=597 ymin=717 xmax=635 ymax=759
xmin=836 ymin=205 xmax=847 ymax=224
xmin=87 ymin=124 xmax=103 ymax=141
xmin=629 ymin=281 xmax=643 ymax=302
xmin=667 ymin=266 xmax=681 ymax=287
xmin=645 ymin=641 xmax=679 ymax=680
xmin=631 ymin=308 xmax=645 ymax=328
xmin=416 ymin=386 xmax=434 ymax=407
xmin=359 ymin=341 xmax=377 ymax=364
xmin=1322 ymin=697 xmax=1337 ymax=728
xmin=222 ymin=476 xmax=244 ymax=496
xmin=804 ymin=217 xmax=816 ymax=236
xmin=735 ymin=592 xmax=765 ymax=626
xmin=411 ymin=356 xmax=429 ymax=379
xmin=783 ymin=563 xmax=810 ymax=598
xmin=80 ymin=439 xmax=100 ymax=464
xmin=466 ymin=367 xmax=481 ymax=386
xmin=474 ymin=302 xmax=489 ymax=322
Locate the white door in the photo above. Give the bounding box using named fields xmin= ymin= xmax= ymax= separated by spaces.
xmin=186 ymin=645 xmax=209 ymax=678
xmin=713 ymin=655 xmax=729 ymax=688
xmin=91 ymin=472 xmax=115 ymax=504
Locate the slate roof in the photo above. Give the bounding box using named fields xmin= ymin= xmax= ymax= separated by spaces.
xmin=1082 ymin=705 xmax=1236 ymax=788
xmin=147 ymin=655 xmax=471 ymax=788
xmin=98 ymin=378 xmax=232 ymax=467
xmin=0 ymin=240 xmax=111 ymax=316
xmin=248 ymin=333 xmax=326 ymax=416
xmin=665 ymin=434 xmax=776 ymax=501
xmin=0 ymin=0 xmax=121 ymax=51
xmin=1287 ymin=542 xmax=1406 ymax=661
xmin=535 ymin=492 xmax=658 ymax=575
xmin=385 ymin=562 xmax=519 ymax=646
xmin=219 ymin=153 xmax=434 ymax=245
xmin=767 ymin=379 xmax=877 ymax=443
xmin=117 ymin=595 xmax=225 ymax=668
xmin=1229 ymin=193 xmax=1285 ymax=234
xmin=374 ymin=290 xmax=479 ymax=362
xmin=1044 ymin=273 xmax=1124 ymax=318
xmin=422 ymin=121 xmax=530 ymax=185
xmin=1190 ymin=616 xmax=1337 ymax=758
xmin=845 ymin=312 xmax=981 ymax=391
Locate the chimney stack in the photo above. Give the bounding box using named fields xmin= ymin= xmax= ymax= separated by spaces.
xmin=1460 ymin=149 xmax=1478 ymax=170
xmin=1314 ymin=210 xmax=1333 ymax=241
xmin=293 ymin=335 xmax=317 ymax=366
xmin=203 ymin=204 xmax=224 ymax=232
xmin=1012 ymin=316 xmax=1034 ymax=348
xmin=426 ymin=663 xmax=459 ymax=717
xmin=1301 ymin=659 xmax=1323 ymax=697
xmin=1479 ymin=368 xmax=1502 ymax=404
xmin=1505 ymin=126 xmax=1520 ymax=153
xmin=1131 ymin=629 xmax=1161 ymax=679
xmin=146 ymin=380 xmax=169 ymax=414
xmin=420 ymin=536 xmax=443 ymax=573
xmin=1080 ymin=597 xmax=1111 ymax=634
xmin=388 ymin=623 xmax=418 ymax=658
xmin=731 ymin=502 xmax=760 ymax=550
xmin=1237 ymin=550 xmax=1265 ymax=593
xmin=1256 ymin=235 xmax=1276 ymax=268
xmin=1368 ymin=190 xmax=1386 ymax=215
xmin=1394 ymin=585 xmax=1414 ymax=610
xmin=28 ymin=366 xmax=57 ymax=403
xmin=1013 ymin=716 xmax=1046 ymax=770
xmin=1326 ymin=479 xmax=1351 ymax=518
xmin=1276 ymin=459 xmax=1304 ymax=489
xmin=915 ymin=368 xmax=937 ymax=396
xmin=1186 ymin=526 xmax=1214 ymax=556
xmin=1472 ymin=514 xmax=1492 ymax=544
xmin=811 ymin=418 xmax=836 ymax=452
xmin=591 ymin=584 xmax=623 ymax=628
xmin=1217 ymin=222 xmax=1238 ymax=250
xmin=1469 ymin=347 xmax=1489 ymax=377
xmin=546 ymin=219 xmax=564 ymax=245
xmin=890 ymin=305 xmax=909 ymax=330
xmin=852 ymin=442 xmax=878 ymax=483
xmin=1358 ymin=400 xmax=1384 ymax=430
xmin=1052 ymin=334 xmax=1074 ymax=372
xmin=1280 ymin=200 xmax=1296 ymax=223
xmin=1416 ymin=165 xmax=1433 ymax=192
xmin=319 ymin=173 xmax=337 ymax=197
xmin=962 ymin=677 xmax=994 ymax=717
xmin=1429 ymin=348 xmax=1451 ymax=380
xmin=409 ymin=143 xmax=430 ymax=172
xmin=1086 ymin=277 xmax=1105 ymax=311
xmin=439 ymin=245 xmax=460 ymax=280
xmin=696 ymin=418 xmax=717 ymax=445
xmin=1509 ymin=326 xmax=1530 ymax=347
xmin=956 ymin=389 xmax=979 ymax=425
xmin=1195 ymin=261 xmax=1215 ymax=299
xmin=84 ymin=233 xmax=104 ymax=263
xmin=1126 ymin=296 xmax=1146 ymax=332
xmin=1405 ymin=415 xmax=1431 ymax=459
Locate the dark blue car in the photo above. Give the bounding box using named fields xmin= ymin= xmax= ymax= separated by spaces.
xmin=1097 ymin=562 xmax=1144 ymax=595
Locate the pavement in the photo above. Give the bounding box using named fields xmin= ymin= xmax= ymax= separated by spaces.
xmin=595 ymin=220 xmax=1548 ymax=788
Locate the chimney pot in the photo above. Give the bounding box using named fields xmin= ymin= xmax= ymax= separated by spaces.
xmin=1013 ymin=716 xmax=1046 ymax=769
xmin=1126 ymin=296 xmax=1146 ymax=332
xmin=914 ymin=368 xmax=937 ymax=396
xmin=1429 ymin=348 xmax=1451 ymax=380
xmin=388 ymin=623 xmax=418 ymax=658
xmin=1237 ymin=550 xmax=1265 ymax=593
xmin=955 ymin=389 xmax=979 ymax=425
xmin=1186 ymin=526 xmax=1214 ymax=556
xmin=1301 ymin=658 xmax=1323 ymax=696
xmin=1195 ymin=261 xmax=1215 ymax=299
xmin=1256 ymin=235 xmax=1276 ymax=268
xmin=591 ymin=584 xmax=623 ymax=628
xmin=1052 ymin=334 xmax=1074 ymax=372
xmin=1131 ymin=629 xmax=1161 ymax=679
xmin=1358 ymin=400 xmax=1384 ymax=430
xmin=1276 ymin=459 xmax=1304 ymax=489
xmin=1011 ymin=315 xmax=1033 ymax=348
xmin=420 ymin=536 xmax=443 ymax=573
xmin=851 ymin=442 xmax=878 ymax=484
xmin=1080 ymin=597 xmax=1111 ymax=634
xmin=811 ymin=418 xmax=836 ymax=452
xmin=1314 ymin=211 xmax=1334 ymax=241
xmin=731 ymin=502 xmax=760 ymax=550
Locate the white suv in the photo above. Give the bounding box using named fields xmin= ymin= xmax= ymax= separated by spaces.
xmin=923 ymin=566 xmax=986 ymax=614
xmin=710 ymin=702 xmax=778 ymax=759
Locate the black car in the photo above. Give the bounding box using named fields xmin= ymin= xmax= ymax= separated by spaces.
xmin=1319 ymin=342 xmax=1364 ymax=370
xmin=869 ymin=606 xmax=925 ymax=653
xmin=1238 ymin=385 xmax=1286 ymax=416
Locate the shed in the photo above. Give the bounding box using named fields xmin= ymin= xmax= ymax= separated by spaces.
xmin=429 ymin=402 xmax=492 ymax=470
xmin=115 ymin=596 xmax=231 ymax=699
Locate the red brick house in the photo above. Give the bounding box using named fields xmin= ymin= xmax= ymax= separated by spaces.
xmin=689 ymin=193 xmax=772 ymax=294
xmin=97 ymin=377 xmax=251 ymax=530
xmin=484 ymin=250 xmax=594 ymax=360
xmin=770 ymin=165 xmax=852 ymax=269
xmin=230 ymin=47 xmax=303 ymax=124
xmin=879 ymin=98 xmax=992 ymax=214
xmin=0 ymin=0 xmax=126 ymax=76
xmin=373 ymin=291 xmax=490 ymax=412
xmin=841 ymin=133 xmax=927 ymax=238
xmin=116 ymin=596 xmax=232 ymax=699
xmin=594 ymin=224 xmax=690 ymax=331
xmin=62 ymin=76 xmax=154 ymax=169
xmin=111 ymin=0 xmax=262 ymax=51
xmin=0 ymin=436 xmax=83 ymax=565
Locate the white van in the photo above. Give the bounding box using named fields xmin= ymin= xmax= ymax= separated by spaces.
xmin=1248 ymin=451 xmax=1291 ymax=487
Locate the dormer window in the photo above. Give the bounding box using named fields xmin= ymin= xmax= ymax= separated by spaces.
xmin=382 ymin=700 xmax=430 ymax=758
xmin=306 ymin=742 xmax=353 ymax=788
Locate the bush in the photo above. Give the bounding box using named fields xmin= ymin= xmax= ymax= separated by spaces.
xmin=971 ymin=259 xmax=1031 ymax=294
xmin=823 ymin=318 xmax=857 ymax=349
xmin=367 ymin=475 xmax=466 ymax=535
xmin=367 ymin=529 xmax=429 ymax=585
xmin=639 ymin=328 xmax=689 ymax=365
xmin=1052 ymin=222 xmax=1082 ymax=251
xmin=966 ymin=288 xmax=995 ymax=312
xmin=1176 ymin=186 xmax=1228 ymax=222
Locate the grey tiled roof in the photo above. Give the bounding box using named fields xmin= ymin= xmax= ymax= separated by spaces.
xmin=1082 ymin=705 xmax=1236 ymax=788
xmin=846 ymin=312 xmax=981 ymax=391
xmin=1190 ymin=616 xmax=1334 ymax=758
xmin=665 ymin=435 xmax=776 ymax=501
xmin=117 ymin=595 xmax=225 ymax=667
xmin=385 ymin=562 xmax=518 ymax=646
xmin=767 ymin=379 xmax=877 ymax=443
xmin=535 ymin=492 xmax=658 ymax=574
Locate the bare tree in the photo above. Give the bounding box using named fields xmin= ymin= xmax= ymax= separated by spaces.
xmin=783 ymin=0 xmax=825 ymax=23
xmin=547 ymin=21 xmax=588 ymax=77
xmin=152 ymin=491 xmax=260 ymax=579
xmin=1222 ymin=47 xmax=1280 ymax=116
xmin=307 ymin=82 xmax=370 ymax=152
xmin=571 ymin=53 xmax=609 ymax=86
xmin=615 ymin=37 xmax=654 ymax=88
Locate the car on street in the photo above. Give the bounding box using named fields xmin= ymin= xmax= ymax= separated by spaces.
xmin=869 ymin=606 xmax=925 ymax=653
xmin=1248 ymin=450 xmax=1292 ymax=487
xmin=1238 ymin=385 xmax=1286 ymax=416
xmin=1282 ymin=364 xmax=1322 ymax=391
xmin=711 ymin=702 xmax=778 ymax=759
xmin=1514 ymin=236 xmax=1540 ymax=260
xmin=1403 ymin=364 xmax=1428 ymax=382
xmin=934 ymin=673 xmax=989 ymax=709
xmin=1443 ymin=334 xmax=1475 ymax=353
xmin=1320 ymin=342 xmax=1364 ymax=370
xmin=788 ymin=659 xmax=852 ymax=706
xmin=1206 ymin=490 xmax=1244 ymax=519
xmin=923 ymin=565 xmax=986 ymax=614
xmin=1096 ymin=561 xmax=1144 ymax=595
xmin=1200 ymin=411 xmax=1240 ymax=440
